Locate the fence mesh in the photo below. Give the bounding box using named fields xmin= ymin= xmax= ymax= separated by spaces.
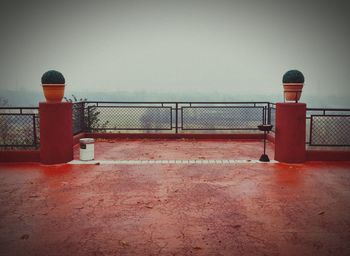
xmin=88 ymin=106 xmax=172 ymax=131
xmin=310 ymin=115 xmax=350 ymax=146
xmin=0 ymin=114 xmax=38 ymax=148
xmin=181 ymin=107 xmax=264 ymax=130
xmin=72 ymin=102 xmax=85 ymax=134
xmin=7 ymin=103 xmax=349 ymax=149
xmin=270 ymin=107 xmax=276 ymax=132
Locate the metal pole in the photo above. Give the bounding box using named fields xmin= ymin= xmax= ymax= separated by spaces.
xmin=263 ymin=131 xmax=266 ymax=155
xmin=175 ymin=103 xmax=178 ymax=134
xmin=87 ymin=106 xmax=91 ymax=133
xmin=32 ymin=115 xmax=37 ymax=147
xmin=81 ymin=102 xmax=85 ymax=132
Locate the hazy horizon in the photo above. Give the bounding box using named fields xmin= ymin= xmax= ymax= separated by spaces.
xmin=1 ymin=0 xmax=350 ymax=107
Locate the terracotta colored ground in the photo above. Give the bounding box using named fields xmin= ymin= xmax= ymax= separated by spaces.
xmin=73 ymin=139 xmax=275 ymax=161
xmin=1 ymin=140 xmax=350 ymax=256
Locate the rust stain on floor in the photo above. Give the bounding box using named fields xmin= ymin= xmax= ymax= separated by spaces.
xmin=1 ymin=140 xmax=350 ymax=256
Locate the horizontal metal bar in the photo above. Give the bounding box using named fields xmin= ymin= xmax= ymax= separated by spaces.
xmin=1 ymin=104 xmax=349 ymax=111
xmin=0 ymin=144 xmax=38 ymax=147
xmin=89 ymin=128 xmax=173 ymax=131
xmin=310 ymin=114 xmax=350 ymax=117
xmin=181 ymin=128 xmax=261 ymax=131
xmin=0 ymin=113 xmax=36 ymax=116
xmin=182 ymin=106 xmax=265 ymax=109
xmin=307 ymin=108 xmax=350 ymax=111
xmin=84 ymin=101 xmax=271 ymax=105
xmin=309 ymin=144 xmax=350 ymax=147
xmin=0 ymin=107 xmax=39 ymax=110
xmin=87 ymin=106 xmax=172 ymax=109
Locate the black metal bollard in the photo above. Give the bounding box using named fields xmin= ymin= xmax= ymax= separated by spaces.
xmin=258 ymin=124 xmax=273 ymax=162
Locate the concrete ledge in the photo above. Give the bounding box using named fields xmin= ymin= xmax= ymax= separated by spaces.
xmin=85 ymin=133 xmax=265 ymax=140
xmin=69 ymin=159 xmax=279 ymax=165
xmin=307 ymin=150 xmax=350 ymax=161
xmin=0 ymin=150 xmax=40 ymax=163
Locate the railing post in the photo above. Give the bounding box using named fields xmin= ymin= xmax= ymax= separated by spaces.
xmin=32 ymin=115 xmax=37 ymax=148
xmin=175 ymin=103 xmax=178 ymax=134
xmin=87 ymin=106 xmax=91 ymax=133
xmin=309 ymin=115 xmax=313 ymax=145
xmin=81 ymin=102 xmax=85 ymax=132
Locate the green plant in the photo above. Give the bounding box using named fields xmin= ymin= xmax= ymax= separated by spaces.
xmin=64 ymin=95 xmax=86 ymax=103
xmin=64 ymin=95 xmax=109 ymax=132
xmin=41 ymin=70 xmax=65 ymax=84
xmin=282 ymin=70 xmax=304 ymax=83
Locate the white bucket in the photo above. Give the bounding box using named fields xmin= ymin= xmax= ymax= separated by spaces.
xmin=79 ymin=138 xmax=95 ymax=161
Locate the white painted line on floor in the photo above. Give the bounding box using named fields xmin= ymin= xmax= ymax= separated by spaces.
xmin=68 ymin=159 xmax=278 ymax=165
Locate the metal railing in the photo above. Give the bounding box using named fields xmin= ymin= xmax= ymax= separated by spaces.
xmin=269 ymin=103 xmax=276 ymax=132
xmin=0 ymin=107 xmax=40 ymax=149
xmin=83 ymin=101 xmax=271 ymax=133
xmin=72 ymin=102 xmax=85 ymax=135
xmin=3 ymin=102 xmax=348 ymax=150
xmin=306 ymin=108 xmax=350 ymax=146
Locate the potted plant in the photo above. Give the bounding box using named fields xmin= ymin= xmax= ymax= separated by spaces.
xmin=41 ymin=70 xmax=66 ymax=103
xmin=282 ymin=69 xmax=305 ymax=102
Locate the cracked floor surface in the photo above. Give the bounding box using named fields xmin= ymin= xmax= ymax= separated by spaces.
xmin=0 ymin=141 xmax=350 ymax=255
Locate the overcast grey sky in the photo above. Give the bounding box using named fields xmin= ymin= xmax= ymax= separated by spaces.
xmin=0 ymin=0 xmax=349 ymax=104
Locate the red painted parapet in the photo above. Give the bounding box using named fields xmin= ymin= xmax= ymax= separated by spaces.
xmin=306 ymin=150 xmax=350 ymax=161
xmin=275 ymin=103 xmax=306 ymax=163
xmin=39 ymin=102 xmax=73 ymax=164
xmin=0 ymin=150 xmax=40 ymax=162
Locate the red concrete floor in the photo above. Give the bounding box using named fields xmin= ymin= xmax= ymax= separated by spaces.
xmin=1 ymin=141 xmax=350 ymax=256
xmin=73 ymin=139 xmax=275 ymax=161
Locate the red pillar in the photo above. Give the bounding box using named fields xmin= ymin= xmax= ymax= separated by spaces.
xmin=39 ymin=102 xmax=73 ymax=164
xmin=275 ymin=103 xmax=306 ymax=163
